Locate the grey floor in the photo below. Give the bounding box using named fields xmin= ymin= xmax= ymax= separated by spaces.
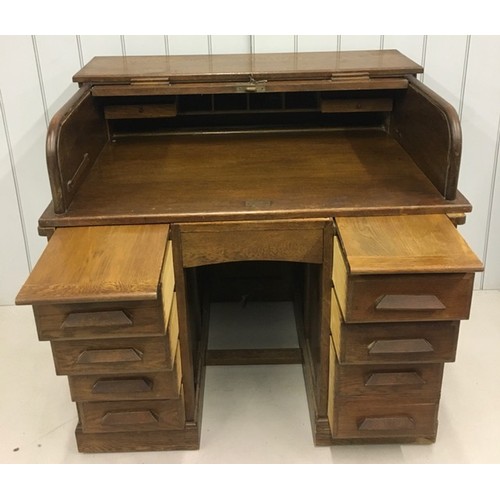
xmin=1 ymin=291 xmax=500 ymax=464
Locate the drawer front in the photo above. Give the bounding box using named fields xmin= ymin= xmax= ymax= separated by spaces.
xmin=179 ymin=220 xmax=327 ymax=268
xmin=344 ymin=273 xmax=474 ymax=323
xmin=333 ymin=237 xmax=475 ymax=323
xmin=331 ymin=399 xmax=439 ymax=440
xmin=78 ymin=392 xmax=185 ymax=433
xmin=51 ymin=336 xmax=175 ymax=375
xmin=34 ymin=301 xmax=166 ymax=341
xmin=68 ymin=346 xmax=182 ymax=401
xmin=332 ymin=357 xmax=444 ymax=400
xmin=330 ymin=290 xmax=460 ymax=364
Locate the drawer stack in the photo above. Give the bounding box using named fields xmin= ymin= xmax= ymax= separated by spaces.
xmin=17 ymin=224 xmax=191 ymax=452
xmin=328 ymin=215 xmax=483 ymax=443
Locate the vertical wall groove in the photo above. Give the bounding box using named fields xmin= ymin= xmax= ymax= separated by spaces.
xmin=76 ymin=35 xmax=84 ymax=68
xmin=120 ymin=35 xmax=126 ymax=56
xmin=458 ymin=36 xmax=471 ymax=120
xmin=380 ymin=35 xmax=385 ymax=49
xmin=0 ymin=90 xmax=32 ymax=272
xmin=420 ymin=36 xmax=428 ymax=82
xmin=31 ymin=36 xmax=49 ymax=128
xmin=164 ymin=35 xmax=169 ymax=56
xmin=207 ymin=35 xmax=212 ymax=55
xmin=480 ymin=114 xmax=500 ymax=289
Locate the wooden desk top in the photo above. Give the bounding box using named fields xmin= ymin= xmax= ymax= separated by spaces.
xmin=73 ymin=50 xmax=423 ymax=85
xmin=39 ymin=128 xmax=470 ymax=228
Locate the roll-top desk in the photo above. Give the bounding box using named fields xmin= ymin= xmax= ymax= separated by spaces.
xmin=16 ymin=50 xmax=483 ymax=453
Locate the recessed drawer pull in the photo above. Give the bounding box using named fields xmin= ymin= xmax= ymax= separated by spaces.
xmin=92 ymin=377 xmax=153 ymax=394
xmin=62 ymin=310 xmax=132 ymax=329
xmin=77 ymin=348 xmax=143 ymax=364
xmin=368 ymin=338 xmax=434 ymax=355
xmin=101 ymin=410 xmax=159 ymax=427
xmin=375 ymin=294 xmax=446 ymax=311
xmin=365 ymin=371 xmax=426 ymax=387
xmin=368 ymin=339 xmax=434 ymax=354
xmin=358 ymin=416 xmax=416 ymax=431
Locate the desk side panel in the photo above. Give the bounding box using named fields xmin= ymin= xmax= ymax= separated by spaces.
xmin=390 ymin=75 xmax=462 ymax=200
xmin=46 ymin=84 xmax=108 ymax=213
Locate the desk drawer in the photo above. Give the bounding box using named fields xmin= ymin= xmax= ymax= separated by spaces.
xmin=333 ymin=236 xmax=475 ymax=323
xmin=330 ymin=290 xmax=459 ymax=364
xmin=331 ymin=399 xmax=439 ymax=440
xmin=332 ymin=360 xmax=444 ymax=400
xmin=68 ymin=346 xmax=182 ymax=401
xmin=34 ymin=301 xmax=167 ymax=341
xmin=178 ymin=219 xmax=327 ymax=267
xmin=78 ymin=392 xmax=185 ymax=433
xmin=31 ymin=237 xmax=176 ymax=341
xmin=51 ymin=336 xmax=176 ymax=375
xmin=332 ymin=215 xmax=482 ymax=324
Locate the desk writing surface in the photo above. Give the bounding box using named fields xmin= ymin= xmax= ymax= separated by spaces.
xmin=40 ymin=128 xmax=470 ymax=227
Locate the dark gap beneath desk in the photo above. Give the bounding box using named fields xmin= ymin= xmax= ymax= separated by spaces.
xmin=196 ymin=261 xmax=317 ymax=366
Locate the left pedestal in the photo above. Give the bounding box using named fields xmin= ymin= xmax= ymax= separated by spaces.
xmin=16 ymin=224 xmax=200 ymax=452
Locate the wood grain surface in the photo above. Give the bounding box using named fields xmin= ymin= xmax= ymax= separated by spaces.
xmin=73 ymin=50 xmax=423 ymax=84
xmin=39 ymin=130 xmax=471 ymax=228
xmin=16 ymin=225 xmax=169 ymax=305
xmin=335 ymin=214 xmax=483 ymax=275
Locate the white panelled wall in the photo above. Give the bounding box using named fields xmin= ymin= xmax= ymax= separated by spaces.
xmin=1 ymin=35 xmax=499 ymax=304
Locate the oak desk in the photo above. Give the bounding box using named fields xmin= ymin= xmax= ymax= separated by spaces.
xmin=17 ymin=50 xmax=483 ymax=452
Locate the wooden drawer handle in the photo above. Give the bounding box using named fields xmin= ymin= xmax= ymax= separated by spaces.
xmin=77 ymin=348 xmax=143 ymax=364
xmin=62 ymin=310 xmax=132 ymax=329
xmin=375 ymin=294 xmax=446 ymax=311
xmin=101 ymin=410 xmax=158 ymax=427
xmin=358 ymin=415 xmax=416 ymax=431
xmin=365 ymin=371 xmax=425 ymax=387
xmin=368 ymin=338 xmax=434 ymax=355
xmin=92 ymin=377 xmax=153 ymax=394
